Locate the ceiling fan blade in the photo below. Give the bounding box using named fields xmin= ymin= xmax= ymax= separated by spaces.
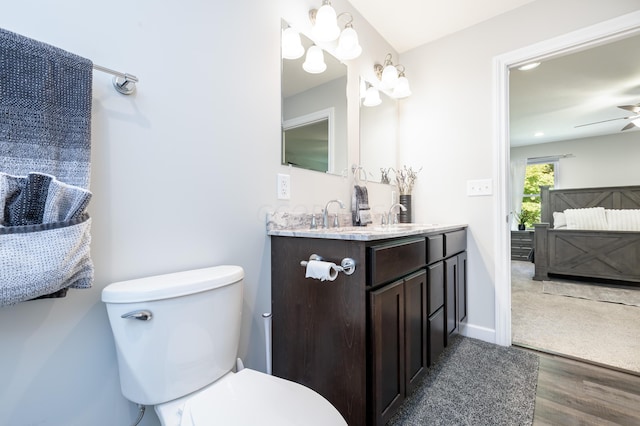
xmin=621 ymin=122 xmax=637 ymax=131
xmin=618 ymin=104 xmax=640 ymax=113
xmin=574 ymin=116 xmax=629 ymax=128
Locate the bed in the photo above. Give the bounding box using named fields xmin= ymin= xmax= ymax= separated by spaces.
xmin=532 ymin=185 xmax=640 ymax=284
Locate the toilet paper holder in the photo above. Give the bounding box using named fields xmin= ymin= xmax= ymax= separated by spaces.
xmin=300 ymin=254 xmax=356 ymax=276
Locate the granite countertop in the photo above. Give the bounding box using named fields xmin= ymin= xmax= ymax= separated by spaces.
xmin=267 ymin=223 xmax=467 ymax=241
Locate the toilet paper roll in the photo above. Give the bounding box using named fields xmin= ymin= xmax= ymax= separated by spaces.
xmin=305 ymin=260 xmax=339 ymax=281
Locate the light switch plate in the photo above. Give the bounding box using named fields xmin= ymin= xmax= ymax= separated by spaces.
xmin=467 ymin=179 xmax=493 ymax=196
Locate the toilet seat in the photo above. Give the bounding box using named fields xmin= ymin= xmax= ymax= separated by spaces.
xmin=154 ymin=368 xmax=347 ymax=426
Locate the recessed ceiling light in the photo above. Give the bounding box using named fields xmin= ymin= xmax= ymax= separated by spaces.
xmin=534 ymin=131 xmax=544 ymax=137
xmin=518 ymin=62 xmax=541 ymax=71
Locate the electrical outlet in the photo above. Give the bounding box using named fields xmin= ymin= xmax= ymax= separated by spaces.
xmin=277 ymin=173 xmax=290 ymax=199
xmin=467 ymin=179 xmax=493 ymax=196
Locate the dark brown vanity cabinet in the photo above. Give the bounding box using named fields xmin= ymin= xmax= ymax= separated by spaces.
xmin=270 ymin=227 xmax=466 ymax=426
xmin=368 ymin=237 xmax=426 ymax=425
xmin=444 ymin=230 xmax=468 ymax=342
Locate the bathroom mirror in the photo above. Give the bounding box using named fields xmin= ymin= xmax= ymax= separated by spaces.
xmin=359 ymin=81 xmax=398 ymax=183
xmin=281 ymin=20 xmax=348 ymax=175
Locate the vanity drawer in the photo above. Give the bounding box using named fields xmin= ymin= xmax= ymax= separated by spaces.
xmin=444 ymin=229 xmax=466 ymax=257
xmin=427 ymin=234 xmax=444 ymax=264
xmin=368 ymin=237 xmax=426 ymax=287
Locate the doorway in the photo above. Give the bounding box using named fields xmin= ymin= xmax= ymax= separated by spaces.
xmin=493 ymin=11 xmax=640 ymax=349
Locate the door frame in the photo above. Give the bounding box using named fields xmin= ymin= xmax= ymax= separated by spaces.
xmin=493 ymin=10 xmax=640 ymax=346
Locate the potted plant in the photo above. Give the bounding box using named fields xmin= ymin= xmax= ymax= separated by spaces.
xmin=515 ymin=210 xmax=531 ymax=230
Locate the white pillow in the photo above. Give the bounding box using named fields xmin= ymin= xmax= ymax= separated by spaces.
xmin=553 ymin=211 xmax=567 ymax=229
xmin=605 ymin=209 xmax=640 ymax=231
xmin=564 ymin=207 xmax=608 ymax=230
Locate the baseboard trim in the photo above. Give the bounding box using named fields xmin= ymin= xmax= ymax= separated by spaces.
xmin=459 ymin=322 xmax=496 ymax=344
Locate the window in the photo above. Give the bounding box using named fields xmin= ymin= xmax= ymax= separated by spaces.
xmin=519 ymin=160 xmax=556 ymax=227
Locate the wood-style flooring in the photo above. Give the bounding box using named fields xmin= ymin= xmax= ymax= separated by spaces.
xmin=532 ymin=352 xmax=640 ymax=425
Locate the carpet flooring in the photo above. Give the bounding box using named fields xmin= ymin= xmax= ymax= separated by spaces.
xmin=388 ymin=336 xmax=539 ymax=426
xmin=511 ymin=261 xmax=640 ymax=373
xmin=542 ymin=279 xmax=640 ymax=307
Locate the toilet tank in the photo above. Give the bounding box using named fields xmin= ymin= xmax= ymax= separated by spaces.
xmin=101 ymin=265 xmax=244 ymax=406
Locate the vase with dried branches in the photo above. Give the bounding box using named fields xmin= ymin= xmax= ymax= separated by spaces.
xmin=392 ymin=165 xmax=422 ymax=222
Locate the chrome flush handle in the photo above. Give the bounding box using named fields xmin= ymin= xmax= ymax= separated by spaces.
xmin=121 ymin=310 xmax=153 ymax=321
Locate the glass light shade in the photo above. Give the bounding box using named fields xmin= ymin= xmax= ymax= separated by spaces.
xmin=632 ymin=118 xmax=640 ymax=127
xmin=392 ymin=76 xmax=412 ymax=99
xmin=281 ymin=28 xmax=304 ymax=60
xmin=335 ymin=27 xmax=362 ymax=60
xmin=380 ymin=65 xmax=398 ymax=89
xmin=302 ymin=46 xmax=327 ymax=74
xmin=363 ymin=87 xmax=382 ymax=107
xmin=312 ymin=4 xmax=340 ymax=42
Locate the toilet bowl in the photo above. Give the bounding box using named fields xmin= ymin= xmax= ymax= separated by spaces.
xmin=101 ymin=265 xmax=346 ymax=426
xmin=155 ymin=368 xmax=346 ymax=426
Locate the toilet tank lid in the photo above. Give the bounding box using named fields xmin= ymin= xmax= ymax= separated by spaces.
xmin=101 ymin=265 xmax=244 ymax=303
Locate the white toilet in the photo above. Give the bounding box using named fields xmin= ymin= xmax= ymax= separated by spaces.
xmin=101 ymin=265 xmax=346 ymax=426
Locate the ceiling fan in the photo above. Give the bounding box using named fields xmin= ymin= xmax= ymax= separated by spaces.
xmin=575 ymin=103 xmax=640 ymax=131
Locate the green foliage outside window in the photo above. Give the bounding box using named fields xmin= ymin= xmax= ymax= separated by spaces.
xmin=520 ymin=163 xmax=554 ymax=228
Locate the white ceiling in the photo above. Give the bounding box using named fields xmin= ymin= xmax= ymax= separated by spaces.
xmin=348 ymin=0 xmax=640 ymax=146
xmin=509 ymin=34 xmax=640 ymax=147
xmin=348 ymin=0 xmax=536 ymax=53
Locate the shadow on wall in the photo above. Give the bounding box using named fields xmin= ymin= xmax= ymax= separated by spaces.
xmin=0 ymin=296 xmax=140 ymax=425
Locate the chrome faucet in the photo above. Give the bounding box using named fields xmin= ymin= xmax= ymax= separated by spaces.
xmin=323 ymin=199 xmax=345 ymax=228
xmin=387 ymin=203 xmax=407 ymax=225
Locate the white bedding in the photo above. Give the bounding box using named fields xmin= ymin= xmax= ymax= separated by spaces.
xmin=606 ymin=209 xmax=640 ymax=231
xmin=564 ymin=207 xmax=608 ymax=230
xmin=553 ymin=207 xmax=640 ymax=231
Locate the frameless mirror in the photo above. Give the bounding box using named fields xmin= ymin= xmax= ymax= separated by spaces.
xmin=281 ymin=20 xmax=348 ymax=175
xmin=359 ymin=80 xmax=398 ymax=183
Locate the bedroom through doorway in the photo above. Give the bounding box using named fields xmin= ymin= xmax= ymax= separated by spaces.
xmin=495 ymin=11 xmax=640 ymax=374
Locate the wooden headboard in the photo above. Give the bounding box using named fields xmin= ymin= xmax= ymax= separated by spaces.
xmin=540 ymin=185 xmax=640 ymax=224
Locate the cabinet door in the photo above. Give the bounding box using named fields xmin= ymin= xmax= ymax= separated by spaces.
xmin=457 ymin=252 xmax=468 ymax=323
xmin=404 ymin=270 xmax=427 ymax=395
xmin=445 ymin=257 xmax=458 ymax=338
xmin=370 ymin=280 xmax=405 ymax=426
xmin=428 ymin=306 xmax=445 ymax=365
xmin=427 ymin=261 xmax=444 ymax=316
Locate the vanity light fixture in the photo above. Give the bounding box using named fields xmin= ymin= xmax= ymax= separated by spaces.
xmin=392 ymin=66 xmax=412 ymax=99
xmin=334 ymin=14 xmax=362 ymax=60
xmin=309 ymin=2 xmax=362 ymax=60
xmin=374 ymin=53 xmax=411 ymax=98
xmin=310 ymin=0 xmax=340 ymax=42
xmin=632 ymin=118 xmax=640 ymax=128
xmin=362 ymin=84 xmax=382 ymax=107
xmin=281 ymin=27 xmax=305 ymax=60
xmin=302 ymin=45 xmax=327 ymax=74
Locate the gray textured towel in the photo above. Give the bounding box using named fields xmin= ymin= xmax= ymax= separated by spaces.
xmin=352 ymin=185 xmax=372 ymax=226
xmin=0 ymin=28 xmax=93 ymax=305
xmin=0 ymin=27 xmax=92 ymax=188
xmin=0 ymin=214 xmax=93 ymax=305
xmin=0 ymin=172 xmax=92 ymax=226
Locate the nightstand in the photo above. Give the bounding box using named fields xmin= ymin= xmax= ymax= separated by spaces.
xmin=511 ymin=230 xmax=534 ymax=261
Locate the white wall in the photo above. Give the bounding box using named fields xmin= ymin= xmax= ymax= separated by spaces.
xmin=511 ymin=131 xmax=640 ymax=189
xmin=0 ymin=1 xmax=394 ymax=425
xmin=397 ymin=0 xmax=640 ymax=339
